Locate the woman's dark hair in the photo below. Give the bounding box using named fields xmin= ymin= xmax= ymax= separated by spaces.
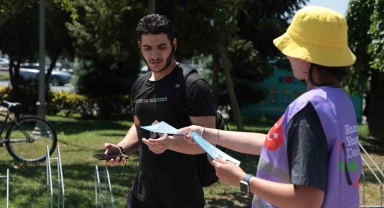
xmin=308 ymin=63 xmax=350 ymax=87
xmin=136 ymin=14 xmax=174 ymax=42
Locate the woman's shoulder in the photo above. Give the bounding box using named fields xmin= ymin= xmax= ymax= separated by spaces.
xmin=285 ymin=88 xmax=333 ymax=119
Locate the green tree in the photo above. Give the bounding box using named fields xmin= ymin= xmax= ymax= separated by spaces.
xmin=154 ymin=0 xmax=307 ymax=129
xmin=223 ymin=0 xmax=307 ymax=120
xmin=346 ymin=0 xmax=373 ymax=93
xmin=347 ymin=0 xmax=384 ymax=138
xmin=367 ymin=0 xmax=384 ymax=139
xmin=45 ymin=0 xmax=76 ymax=81
xmin=237 ymin=0 xmax=307 ymax=57
xmin=66 ymin=0 xmax=145 ymax=119
xmin=214 ymin=0 xmax=245 ymax=130
xmin=0 ymin=0 xmax=75 ymax=107
xmin=0 ymin=1 xmax=38 ymax=91
xmin=66 ymin=0 xmax=307 ymax=123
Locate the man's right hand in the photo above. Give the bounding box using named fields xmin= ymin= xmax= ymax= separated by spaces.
xmin=104 ymin=143 xmax=127 ymax=166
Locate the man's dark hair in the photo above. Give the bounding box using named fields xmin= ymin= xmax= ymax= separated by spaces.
xmin=136 ymin=14 xmax=174 ymax=42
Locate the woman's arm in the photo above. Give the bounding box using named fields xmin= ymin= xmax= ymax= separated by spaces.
xmin=177 ymin=126 xmax=266 ymax=155
xmin=248 ymin=177 xmax=324 ymax=208
xmin=210 ymin=159 xmax=324 ymax=208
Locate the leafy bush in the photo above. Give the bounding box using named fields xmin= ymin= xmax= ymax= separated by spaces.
xmin=0 ymin=86 xmax=11 ymax=100
xmin=0 ymin=84 xmax=54 ymax=115
xmin=1 ymin=86 xmax=131 ymax=120
xmin=48 ymin=91 xmax=131 ymax=120
xmin=73 ymin=59 xmax=136 ymax=98
xmin=48 ymin=91 xmax=89 ymax=118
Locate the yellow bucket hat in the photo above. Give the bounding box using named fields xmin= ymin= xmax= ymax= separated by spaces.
xmin=273 ymin=6 xmax=356 ymax=67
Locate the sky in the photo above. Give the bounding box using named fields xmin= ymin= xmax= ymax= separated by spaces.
xmin=306 ymin=0 xmax=350 ymax=16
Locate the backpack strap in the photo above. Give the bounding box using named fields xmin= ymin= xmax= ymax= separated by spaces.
xmin=176 ymin=64 xmax=205 ymax=124
xmin=180 ymin=63 xmax=210 ymax=92
xmin=179 ymin=63 xmax=198 ymax=79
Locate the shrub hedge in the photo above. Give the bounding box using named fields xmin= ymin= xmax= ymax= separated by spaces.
xmin=0 ymin=87 xmax=131 ymax=120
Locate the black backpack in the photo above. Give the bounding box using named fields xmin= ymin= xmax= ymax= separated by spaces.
xmin=132 ymin=63 xmax=229 ymax=187
xmin=176 ymin=63 xmax=229 ymax=146
xmin=176 ymin=63 xmax=229 ymax=187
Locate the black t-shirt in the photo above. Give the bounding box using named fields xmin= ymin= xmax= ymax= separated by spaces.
xmin=131 ymin=65 xmax=216 ymax=207
xmin=287 ymin=102 xmax=329 ymax=191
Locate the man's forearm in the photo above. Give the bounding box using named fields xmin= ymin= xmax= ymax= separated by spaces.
xmin=168 ymin=135 xmax=205 ymax=154
xmin=118 ymin=125 xmax=140 ymax=154
xmin=118 ymin=117 xmax=141 ymax=154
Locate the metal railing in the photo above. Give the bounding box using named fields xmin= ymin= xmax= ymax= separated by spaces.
xmin=46 ymin=145 xmax=65 ymax=208
xmin=360 ymin=142 xmax=384 ymax=208
xmin=0 ymin=168 xmax=9 ymax=208
xmin=95 ymin=165 xmax=115 ymax=208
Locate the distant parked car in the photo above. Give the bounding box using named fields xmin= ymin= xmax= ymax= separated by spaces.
xmin=0 ymin=58 xmax=9 ymax=70
xmin=19 ymin=63 xmax=72 ymax=86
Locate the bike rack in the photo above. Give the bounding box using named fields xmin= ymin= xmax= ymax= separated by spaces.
xmin=46 ymin=145 xmax=65 ymax=208
xmin=94 ymin=165 xmax=115 ymax=208
xmin=0 ymin=168 xmax=9 ymax=208
xmin=359 ymin=142 xmax=384 ymax=208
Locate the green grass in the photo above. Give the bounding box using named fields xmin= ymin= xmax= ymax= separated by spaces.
xmin=0 ymin=116 xmax=381 ymax=207
xmin=0 ymin=72 xmax=9 ymax=80
xmin=357 ymin=123 xmax=384 ymax=207
xmin=0 ymin=116 xmax=136 ymax=208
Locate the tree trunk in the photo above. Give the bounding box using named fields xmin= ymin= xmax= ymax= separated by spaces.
xmin=212 ymin=53 xmax=220 ymax=109
xmin=45 ymin=53 xmax=59 ymax=84
xmin=9 ymin=58 xmax=15 ymax=86
xmin=217 ymin=43 xmax=244 ymax=131
xmin=9 ymin=58 xmax=22 ymax=102
xmin=9 ymin=58 xmax=21 ymax=87
xmin=148 ymin=0 xmax=156 ymax=14
xmin=368 ymin=70 xmax=384 ymax=139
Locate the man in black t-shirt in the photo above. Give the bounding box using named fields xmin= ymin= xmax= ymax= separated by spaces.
xmin=103 ymin=14 xmax=216 ymax=208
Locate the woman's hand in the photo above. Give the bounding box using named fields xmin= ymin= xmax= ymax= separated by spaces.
xmin=209 ymin=157 xmax=247 ymax=187
xmin=177 ymin=125 xmax=204 ymax=144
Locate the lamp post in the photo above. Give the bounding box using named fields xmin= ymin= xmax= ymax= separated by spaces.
xmin=37 ymin=0 xmax=46 ymax=119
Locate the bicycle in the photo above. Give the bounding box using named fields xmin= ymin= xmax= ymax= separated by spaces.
xmin=0 ymin=100 xmax=57 ymax=162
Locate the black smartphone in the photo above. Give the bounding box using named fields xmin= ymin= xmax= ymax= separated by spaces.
xmin=150 ymin=131 xmax=160 ymax=139
xmin=93 ymin=153 xmax=129 ymax=160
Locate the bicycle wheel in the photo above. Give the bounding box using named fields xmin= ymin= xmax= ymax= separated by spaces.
xmin=5 ymin=116 xmax=57 ymax=162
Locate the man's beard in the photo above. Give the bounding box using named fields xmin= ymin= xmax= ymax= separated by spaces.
xmin=142 ymin=49 xmax=174 ymax=73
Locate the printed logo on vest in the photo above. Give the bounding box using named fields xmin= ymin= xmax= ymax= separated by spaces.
xmin=265 ymin=117 xmax=283 ymax=151
xmin=339 ymin=142 xmax=360 ymax=187
xmin=338 ymin=124 xmax=361 ymax=188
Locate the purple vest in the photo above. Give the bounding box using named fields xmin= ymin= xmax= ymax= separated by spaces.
xmin=252 ymin=87 xmax=362 ymax=208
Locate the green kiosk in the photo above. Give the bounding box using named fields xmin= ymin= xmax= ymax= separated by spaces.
xmin=241 ymin=68 xmax=363 ymax=123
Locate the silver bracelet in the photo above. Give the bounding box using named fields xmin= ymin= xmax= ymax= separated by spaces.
xmin=216 ymin=129 xmax=221 ymax=146
xmin=201 ymin=127 xmax=206 ymax=138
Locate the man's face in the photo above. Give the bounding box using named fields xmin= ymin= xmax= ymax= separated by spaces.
xmin=139 ymin=33 xmax=176 ymax=72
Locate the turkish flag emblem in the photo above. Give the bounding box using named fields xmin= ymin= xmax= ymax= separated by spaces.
xmin=265 ymin=117 xmax=284 ymax=151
